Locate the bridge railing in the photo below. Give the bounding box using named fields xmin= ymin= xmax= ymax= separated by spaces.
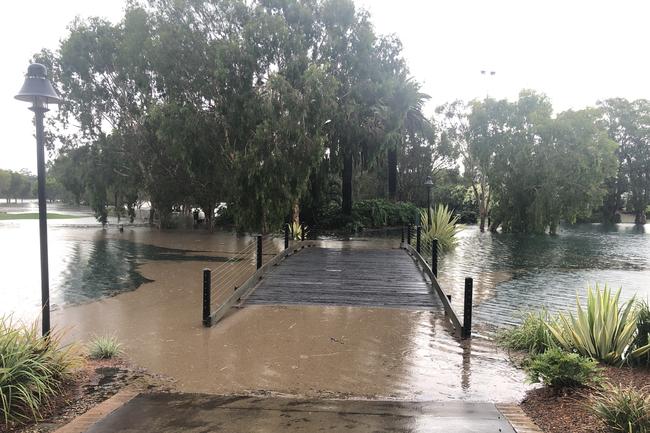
xmin=402 ymin=225 xmax=473 ymax=339
xmin=202 ymin=226 xmax=314 ymax=327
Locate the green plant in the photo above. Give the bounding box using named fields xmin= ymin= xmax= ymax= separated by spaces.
xmin=592 ymin=384 xmax=650 ymax=433
xmin=525 ymin=347 xmax=600 ymax=388
xmin=497 ymin=309 xmax=557 ymax=354
xmin=546 ymin=286 xmax=650 ymax=365
xmin=419 ymin=204 xmax=461 ymax=252
xmin=0 ymin=317 xmax=79 ymax=426
xmin=632 ymin=300 xmax=650 ymax=366
xmin=287 ymin=221 xmax=307 ymax=241
xmin=87 ymin=335 xmax=122 ymax=360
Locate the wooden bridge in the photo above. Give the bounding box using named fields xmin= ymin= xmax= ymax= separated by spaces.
xmin=202 ymin=230 xmax=471 ymax=338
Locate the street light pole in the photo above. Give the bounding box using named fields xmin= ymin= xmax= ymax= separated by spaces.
xmin=33 ymin=104 xmax=51 ymax=336
xmin=15 ymin=63 xmax=62 ymax=336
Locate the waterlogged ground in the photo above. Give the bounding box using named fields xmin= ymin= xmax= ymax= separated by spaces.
xmin=3 ymin=215 xmax=649 ymax=403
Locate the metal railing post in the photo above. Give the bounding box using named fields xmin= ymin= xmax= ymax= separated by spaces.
xmin=462 ymin=277 xmax=473 ymax=339
xmin=416 ymin=226 xmax=421 ymax=254
xmin=401 ymin=226 xmax=405 ymax=244
xmin=256 ymin=235 xmax=263 ymax=269
xmin=407 ymin=225 xmax=412 ymax=245
xmin=284 ymin=224 xmax=289 ymax=250
xmin=431 ymin=239 xmax=438 ymax=277
xmin=202 ymin=268 xmax=211 ymax=327
xmin=301 ymin=227 xmax=305 ymax=242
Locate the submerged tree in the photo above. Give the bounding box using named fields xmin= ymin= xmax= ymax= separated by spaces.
xmin=598 ymin=98 xmax=650 ymax=224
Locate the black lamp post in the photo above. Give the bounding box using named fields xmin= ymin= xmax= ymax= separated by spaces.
xmin=15 ymin=63 xmax=62 ymax=336
xmin=424 ymin=175 xmax=434 ymax=226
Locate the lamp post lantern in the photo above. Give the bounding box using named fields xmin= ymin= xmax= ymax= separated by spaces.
xmin=424 ymin=175 xmax=434 ymax=226
xmin=15 ymin=63 xmax=62 ymax=336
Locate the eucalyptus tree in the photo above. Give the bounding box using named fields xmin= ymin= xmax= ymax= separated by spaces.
xmin=36 ymin=7 xmax=158 ymax=221
xmin=490 ymin=92 xmax=617 ymax=233
xmin=436 ymin=98 xmax=509 ymax=232
xmin=598 ymin=98 xmax=650 ymax=224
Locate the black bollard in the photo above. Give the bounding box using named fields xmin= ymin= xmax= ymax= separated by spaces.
xmin=416 ymin=226 xmax=421 ymax=254
xmin=462 ymin=277 xmax=473 ymax=339
xmin=202 ymin=268 xmax=211 ymax=327
xmin=257 ymin=235 xmax=263 ymax=269
xmin=407 ymin=225 xmax=412 ymax=245
xmin=284 ymin=224 xmax=289 ymax=250
xmin=432 ymin=239 xmax=438 ymax=277
xmin=401 ymin=226 xmax=405 ymax=244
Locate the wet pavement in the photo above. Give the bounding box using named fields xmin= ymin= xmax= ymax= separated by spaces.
xmin=84 ymin=393 xmax=517 ymax=433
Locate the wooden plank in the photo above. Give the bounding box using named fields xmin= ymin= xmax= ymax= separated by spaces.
xmin=403 ymin=243 xmax=463 ymax=335
xmin=247 ymin=247 xmax=442 ymax=311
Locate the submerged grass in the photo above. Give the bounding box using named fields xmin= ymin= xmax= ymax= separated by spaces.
xmin=0 ymin=317 xmax=80 ymax=427
xmin=0 ymin=212 xmax=81 ymax=220
xmin=87 ymin=335 xmax=122 ymax=360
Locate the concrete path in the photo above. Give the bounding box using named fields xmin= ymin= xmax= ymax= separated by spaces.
xmin=83 ymin=393 xmax=518 ymax=433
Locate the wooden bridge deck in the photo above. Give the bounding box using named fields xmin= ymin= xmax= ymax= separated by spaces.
xmin=245 ymin=247 xmax=442 ymax=310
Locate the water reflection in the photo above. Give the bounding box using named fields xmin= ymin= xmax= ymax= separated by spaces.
xmin=1 ymin=227 xmax=234 ymax=320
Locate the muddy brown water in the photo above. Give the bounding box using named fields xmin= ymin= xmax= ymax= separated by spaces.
xmin=39 ymin=229 xmax=529 ymax=403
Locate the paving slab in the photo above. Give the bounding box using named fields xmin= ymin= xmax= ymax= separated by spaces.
xmin=84 ymin=393 xmax=517 ymax=433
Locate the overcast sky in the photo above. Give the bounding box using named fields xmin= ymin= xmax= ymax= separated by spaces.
xmin=1 ymin=0 xmax=648 ymax=173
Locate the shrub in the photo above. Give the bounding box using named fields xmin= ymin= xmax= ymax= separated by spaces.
xmin=592 ymin=385 xmax=650 ymax=433
xmin=546 ymin=285 xmax=650 ymax=365
xmin=0 ymin=317 xmax=79 ymax=426
xmin=287 ymin=221 xmax=307 ymax=240
xmin=632 ymin=300 xmax=650 ymax=366
xmin=317 ymin=200 xmax=418 ymax=231
xmin=497 ymin=309 xmax=557 ymax=354
xmin=352 ymin=199 xmax=418 ymax=228
xmin=419 ymin=204 xmax=460 ymax=252
xmin=87 ymin=335 xmax=122 ymax=360
xmin=525 ymin=347 xmax=600 ymax=388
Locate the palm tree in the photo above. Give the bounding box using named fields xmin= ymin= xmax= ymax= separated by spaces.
xmin=377 ymin=76 xmax=431 ymax=200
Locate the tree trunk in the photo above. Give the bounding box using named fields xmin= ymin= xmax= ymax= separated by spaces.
xmin=342 ymin=152 xmax=353 ymax=215
xmin=387 ymin=148 xmax=397 ymax=201
xmin=635 ymin=210 xmax=647 ymax=225
xmin=292 ymin=200 xmax=300 ymax=224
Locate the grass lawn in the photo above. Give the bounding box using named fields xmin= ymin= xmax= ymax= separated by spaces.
xmin=0 ymin=212 xmax=82 ymax=220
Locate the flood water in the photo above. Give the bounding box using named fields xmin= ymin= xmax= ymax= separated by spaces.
xmin=1 ymin=207 xmax=648 ymax=402
xmin=436 ymin=224 xmax=650 ymax=326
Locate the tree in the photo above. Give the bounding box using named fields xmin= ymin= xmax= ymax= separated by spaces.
xmin=490 ymin=92 xmax=617 ymax=233
xmin=598 ymin=98 xmax=650 ymax=224
xmin=0 ymin=170 xmax=11 ymax=203
xmin=436 ymin=98 xmax=509 ymax=232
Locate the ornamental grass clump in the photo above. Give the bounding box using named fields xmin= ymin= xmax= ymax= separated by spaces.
xmin=0 ymin=317 xmax=79 ymax=426
xmin=419 ymin=205 xmax=460 ymax=252
xmin=497 ymin=309 xmax=557 ymax=354
xmin=525 ymin=347 xmax=601 ymax=389
xmin=87 ymin=335 xmax=122 ymax=360
xmin=546 ymin=285 xmax=650 ymax=365
xmin=591 ymin=384 xmax=650 ymax=433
